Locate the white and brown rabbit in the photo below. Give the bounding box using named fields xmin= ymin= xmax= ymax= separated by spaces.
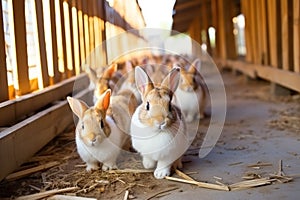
xmin=174 ymin=59 xmax=207 ymax=122
xmin=85 ymin=63 xmax=122 ymax=104
xmin=130 ymin=66 xmax=189 ymax=179
xmin=67 ymin=90 xmax=126 ymax=171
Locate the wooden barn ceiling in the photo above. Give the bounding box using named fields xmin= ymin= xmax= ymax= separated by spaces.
xmin=172 ymin=0 xmax=241 ymax=33
xmin=172 ymin=0 xmax=204 ymax=33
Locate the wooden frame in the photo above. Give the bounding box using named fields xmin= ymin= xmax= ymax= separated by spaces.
xmin=0 ymin=74 xmax=91 ymax=181
xmin=0 ymin=73 xmax=89 ymax=127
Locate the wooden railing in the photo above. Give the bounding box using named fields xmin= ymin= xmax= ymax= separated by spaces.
xmin=0 ymin=0 xmax=145 ymax=181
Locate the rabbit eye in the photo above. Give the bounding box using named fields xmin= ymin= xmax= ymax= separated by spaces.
xmin=100 ymin=119 xmax=104 ymax=129
xmin=146 ymin=101 xmax=150 ymax=111
xmin=81 ymin=123 xmax=84 ymax=130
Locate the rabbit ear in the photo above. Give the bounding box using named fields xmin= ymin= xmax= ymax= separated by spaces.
xmin=161 ymin=67 xmax=181 ymax=93
xmin=85 ymin=65 xmax=98 ymax=84
xmin=125 ymin=60 xmax=133 ymax=72
xmin=189 ymin=59 xmax=201 ymax=74
xmin=135 ymin=66 xmax=154 ymax=96
xmin=67 ymin=96 xmax=89 ymax=119
xmin=95 ymin=89 xmax=111 ymax=111
xmin=103 ymin=63 xmax=118 ymax=78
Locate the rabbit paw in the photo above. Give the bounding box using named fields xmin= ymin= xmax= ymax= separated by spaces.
xmin=154 ymin=167 xmax=170 ymax=179
xmin=185 ymin=114 xmax=194 ymax=123
xmin=86 ymin=163 xmax=99 ymax=172
xmin=143 ymin=157 xmax=156 ymax=169
xmin=102 ymin=163 xmax=117 ymax=171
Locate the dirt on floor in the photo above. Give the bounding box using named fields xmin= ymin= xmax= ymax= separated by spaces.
xmin=0 ymin=71 xmax=299 ymax=200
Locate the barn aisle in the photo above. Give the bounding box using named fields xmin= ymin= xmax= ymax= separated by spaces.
xmin=1 ymin=70 xmax=299 ymax=199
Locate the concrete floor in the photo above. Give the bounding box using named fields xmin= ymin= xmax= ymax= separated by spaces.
xmin=160 ymin=72 xmax=300 ymax=200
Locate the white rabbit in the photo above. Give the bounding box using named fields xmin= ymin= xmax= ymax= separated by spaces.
xmin=130 ymin=66 xmax=189 ymax=179
xmin=174 ymin=59 xmax=207 ymax=122
xmin=67 ymin=89 xmax=126 ymax=171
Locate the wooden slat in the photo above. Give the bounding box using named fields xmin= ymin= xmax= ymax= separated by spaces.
xmin=49 ymin=0 xmax=60 ymax=83
xmin=58 ymin=0 xmax=69 ymax=78
xmin=68 ymin=0 xmax=76 ymax=76
xmin=88 ymin=0 xmax=95 ymax=54
xmin=0 ymin=0 xmax=9 ymax=102
xmin=281 ymin=0 xmax=294 ymax=71
xmin=34 ymin=0 xmax=50 ymax=88
xmin=0 ymin=73 xmax=89 ymax=127
xmin=0 ymin=88 xmax=92 ymax=181
xmin=294 ymin=0 xmax=300 ymax=72
xmin=11 ymin=0 xmax=31 ymax=96
xmin=72 ymin=0 xmax=82 ymax=75
xmin=82 ymin=0 xmax=90 ymax=59
xmin=267 ymin=0 xmax=282 ymax=68
xmin=77 ymin=0 xmax=86 ymax=66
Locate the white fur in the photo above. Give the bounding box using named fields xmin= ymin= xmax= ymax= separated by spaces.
xmin=76 ymin=116 xmax=124 ymax=171
xmin=130 ymin=105 xmax=189 ymax=179
xmin=174 ymin=87 xmax=202 ymax=122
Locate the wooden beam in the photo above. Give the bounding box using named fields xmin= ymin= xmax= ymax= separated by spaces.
xmin=267 ymin=0 xmax=282 ymax=68
xmin=293 ymin=0 xmax=300 ymax=72
xmin=34 ymin=0 xmax=50 ymax=88
xmin=281 ymin=0 xmax=294 ymax=71
xmin=0 ymin=0 xmax=9 ymax=102
xmin=0 ymin=87 xmax=92 ymax=182
xmin=217 ymin=59 xmax=300 ymax=93
xmin=11 ymin=0 xmax=31 ymax=95
xmin=0 ymin=73 xmax=89 ymax=127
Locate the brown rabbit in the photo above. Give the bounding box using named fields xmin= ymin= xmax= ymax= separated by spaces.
xmin=174 ymin=59 xmax=207 ymax=122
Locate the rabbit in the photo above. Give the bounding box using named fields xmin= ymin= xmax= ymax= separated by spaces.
xmin=118 ymin=60 xmax=142 ymax=105
xmin=85 ymin=63 xmax=122 ymax=104
xmin=174 ymin=59 xmax=207 ymax=122
xmin=67 ymin=89 xmax=126 ymax=172
xmin=130 ymin=66 xmax=189 ymax=179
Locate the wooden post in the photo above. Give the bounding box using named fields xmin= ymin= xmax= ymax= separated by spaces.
xmin=68 ymin=0 xmax=76 ymax=76
xmin=281 ymin=0 xmax=294 ymax=71
xmin=58 ymin=0 xmax=69 ymax=78
xmin=201 ymin=2 xmax=212 ymax=55
xmin=11 ymin=0 xmax=31 ymax=95
xmin=49 ymin=0 xmax=60 ymax=83
xmin=267 ymin=0 xmax=282 ymax=68
xmin=88 ymin=0 xmax=95 ymax=54
xmin=71 ymin=0 xmax=81 ymax=75
xmin=0 ymin=0 xmax=9 ymax=102
xmin=34 ymin=0 xmax=50 ymax=88
xmin=258 ymin=0 xmax=269 ymax=65
xmin=293 ymin=0 xmax=300 ymax=72
xmin=241 ymin=0 xmax=252 ymax=62
xmin=249 ymin=0 xmax=259 ymax=64
xmin=216 ymin=0 xmax=237 ymax=60
xmin=210 ymin=0 xmax=219 ymax=58
xmin=77 ymin=0 xmax=86 ymax=67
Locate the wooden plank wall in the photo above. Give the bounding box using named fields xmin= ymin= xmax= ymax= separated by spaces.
xmin=189 ymin=0 xmax=299 ymax=93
